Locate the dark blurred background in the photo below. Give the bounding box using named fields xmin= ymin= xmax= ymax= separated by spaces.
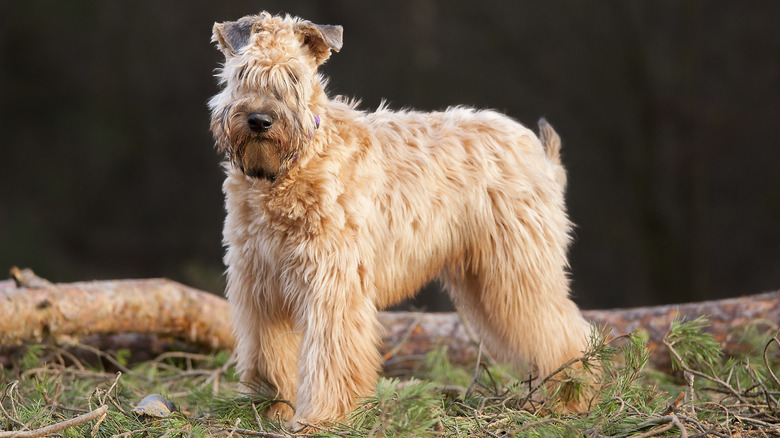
xmin=1 ymin=1 xmax=778 ymax=310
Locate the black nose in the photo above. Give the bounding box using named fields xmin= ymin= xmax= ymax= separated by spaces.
xmin=247 ymin=113 xmax=273 ymax=133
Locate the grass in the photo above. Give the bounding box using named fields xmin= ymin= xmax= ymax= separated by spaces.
xmin=1 ymin=318 xmax=778 ymax=437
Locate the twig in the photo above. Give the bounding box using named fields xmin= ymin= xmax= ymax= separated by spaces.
xmin=73 ymin=342 xmax=138 ymax=377
xmin=663 ymin=336 xmax=748 ymax=405
xmin=0 ymin=404 xmax=108 ymax=438
xmin=604 ymin=396 xmax=626 ymax=423
xmin=104 ymin=372 xmax=122 ymax=403
xmin=51 ymin=344 xmax=87 ymax=371
xmin=764 ymin=333 xmax=780 ymax=387
xmin=43 ymin=372 xmax=64 ymax=407
xmin=685 ymin=370 xmax=696 ymax=413
xmin=466 ymin=341 xmax=483 ymax=397
xmin=7 ymin=381 xmax=20 ymax=421
xmin=22 ymin=366 xmax=115 ymax=382
xmin=471 ymin=409 xmax=500 ymax=438
xmin=110 ymin=428 xmax=146 ymax=438
xmin=102 ymin=372 xmax=128 ymax=415
xmin=251 ymin=402 xmax=264 ymax=431
xmin=214 ymin=428 xmax=288 ymax=438
xmin=701 ymin=402 xmax=734 ymax=436
xmin=226 ymin=418 xmax=241 ymax=438
xmin=732 ymin=414 xmax=778 ymax=429
xmin=211 ymin=367 xmax=221 ymax=396
xmin=744 ymin=359 xmax=779 ymax=409
xmin=152 ymin=351 xmax=214 ymax=363
xmin=156 ymin=369 xmax=216 ymax=382
xmin=1 ymin=381 xmax=25 ymax=429
xmin=634 ymin=422 xmax=675 ymax=438
xmin=90 ymin=407 xmax=107 ymax=438
xmin=635 ymin=414 xmax=688 ymax=438
xmin=677 ymin=414 xmax=727 ymax=438
xmin=200 ymin=358 xmax=232 ymax=396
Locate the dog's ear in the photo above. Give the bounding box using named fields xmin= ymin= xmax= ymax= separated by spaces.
xmin=297 ymin=21 xmax=343 ymax=65
xmin=212 ymin=17 xmax=257 ymax=57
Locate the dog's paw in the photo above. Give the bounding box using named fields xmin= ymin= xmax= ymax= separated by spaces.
xmin=267 ymin=401 xmax=295 ymax=422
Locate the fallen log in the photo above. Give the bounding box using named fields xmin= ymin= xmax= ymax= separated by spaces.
xmin=381 ymin=291 xmax=780 ymax=368
xmin=0 ymin=277 xmax=233 ymax=350
xmin=1 ymin=276 xmax=777 ymax=367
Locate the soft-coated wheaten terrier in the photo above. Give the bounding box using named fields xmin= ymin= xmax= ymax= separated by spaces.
xmin=209 ymin=11 xmax=593 ymax=428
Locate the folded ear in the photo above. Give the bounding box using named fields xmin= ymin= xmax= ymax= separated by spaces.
xmin=212 ymin=16 xmax=257 ymax=57
xmin=296 ymin=21 xmax=343 ymax=65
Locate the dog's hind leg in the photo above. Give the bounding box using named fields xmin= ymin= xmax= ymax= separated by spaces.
xmin=441 ymin=263 xmax=590 ymax=376
xmin=439 ymin=188 xmax=592 ymax=408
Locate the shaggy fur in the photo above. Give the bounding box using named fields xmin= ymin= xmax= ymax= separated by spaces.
xmin=209 ymin=11 xmax=593 ymax=428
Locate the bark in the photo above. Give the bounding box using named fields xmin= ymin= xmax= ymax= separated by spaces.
xmin=1 ymin=277 xmax=777 ymax=367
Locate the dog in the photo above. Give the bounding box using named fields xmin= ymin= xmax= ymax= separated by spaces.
xmin=209 ymin=11 xmax=593 ymax=428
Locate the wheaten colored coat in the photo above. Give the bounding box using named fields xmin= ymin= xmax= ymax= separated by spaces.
xmin=210 ymin=12 xmax=592 ymax=428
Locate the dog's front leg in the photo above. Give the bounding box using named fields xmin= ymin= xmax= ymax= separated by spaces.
xmin=289 ymin=266 xmax=382 ymax=428
xmin=226 ymin=275 xmax=300 ymax=421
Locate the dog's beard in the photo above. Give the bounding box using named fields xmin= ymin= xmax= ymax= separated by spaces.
xmin=212 ymin=105 xmax=309 ymax=181
xmin=236 ymin=139 xmax=283 ymax=180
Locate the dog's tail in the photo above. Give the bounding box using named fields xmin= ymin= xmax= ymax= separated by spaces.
xmin=538 ymin=118 xmax=567 ymax=189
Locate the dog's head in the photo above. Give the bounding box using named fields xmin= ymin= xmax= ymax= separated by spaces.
xmin=208 ymin=12 xmax=343 ymax=181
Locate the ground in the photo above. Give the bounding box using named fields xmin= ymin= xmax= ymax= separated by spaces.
xmin=1 ymin=318 xmax=778 ymax=437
